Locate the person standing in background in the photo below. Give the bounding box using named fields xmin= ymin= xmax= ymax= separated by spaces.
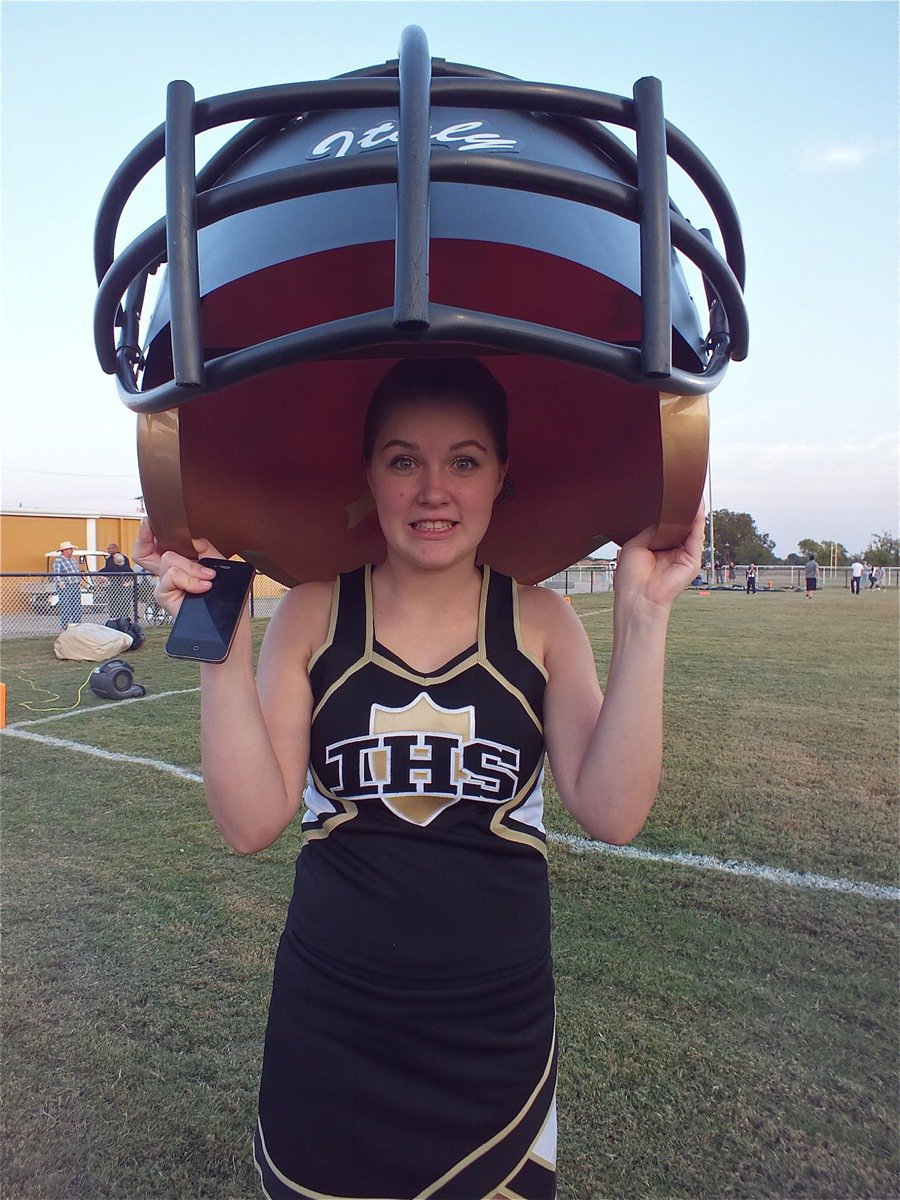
xmin=850 ymin=558 xmax=863 ymax=595
xmin=804 ymin=551 xmax=819 ymax=599
xmin=52 ymin=541 xmax=83 ymax=629
xmin=99 ymin=542 xmax=134 ymax=621
xmin=103 ymin=542 xmax=131 ymax=572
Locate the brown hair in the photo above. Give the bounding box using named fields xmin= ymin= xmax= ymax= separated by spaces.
xmin=363 ymin=358 xmax=508 ymax=464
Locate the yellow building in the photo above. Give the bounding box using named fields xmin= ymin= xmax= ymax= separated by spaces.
xmin=1 ymin=511 xmax=143 ymax=574
xmin=0 ymin=511 xmax=291 ymax=623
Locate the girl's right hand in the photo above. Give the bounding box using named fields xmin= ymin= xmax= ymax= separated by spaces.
xmin=132 ymin=518 xmax=221 ymax=618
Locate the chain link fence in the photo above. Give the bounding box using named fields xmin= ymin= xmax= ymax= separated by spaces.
xmin=696 ymin=563 xmax=898 ymax=592
xmin=545 ymin=563 xmax=899 ymax=595
xmin=1 ymin=563 xmax=895 ymax=640
xmin=0 ymin=571 xmax=291 ymax=640
xmin=539 ymin=565 xmax=615 ymax=595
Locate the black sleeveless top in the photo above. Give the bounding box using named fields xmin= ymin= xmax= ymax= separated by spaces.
xmin=287 ymin=563 xmax=551 ymax=986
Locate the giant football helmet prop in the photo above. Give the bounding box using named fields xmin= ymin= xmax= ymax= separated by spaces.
xmin=94 ymin=26 xmax=747 ymax=585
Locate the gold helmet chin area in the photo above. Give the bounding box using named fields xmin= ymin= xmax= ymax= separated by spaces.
xmin=95 ymin=26 xmax=746 ymax=585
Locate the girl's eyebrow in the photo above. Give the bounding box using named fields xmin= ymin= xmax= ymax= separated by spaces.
xmin=379 ymin=438 xmax=489 ymax=453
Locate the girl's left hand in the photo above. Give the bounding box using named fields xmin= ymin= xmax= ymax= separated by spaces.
xmin=613 ymin=504 xmax=705 ymax=614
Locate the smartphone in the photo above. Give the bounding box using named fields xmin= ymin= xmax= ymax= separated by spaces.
xmin=165 ymin=558 xmax=256 ymax=663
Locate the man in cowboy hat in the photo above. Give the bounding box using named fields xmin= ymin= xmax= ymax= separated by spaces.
xmin=53 ymin=541 xmax=84 ymax=629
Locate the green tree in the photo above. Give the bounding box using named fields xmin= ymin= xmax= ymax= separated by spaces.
xmin=861 ymin=532 xmax=899 ymax=567
xmin=705 ymin=509 xmax=777 ymax=564
xmin=797 ymin=538 xmax=849 ymax=566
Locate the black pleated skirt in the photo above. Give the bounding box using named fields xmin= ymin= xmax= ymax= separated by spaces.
xmin=254 ymin=925 xmax=557 ymax=1199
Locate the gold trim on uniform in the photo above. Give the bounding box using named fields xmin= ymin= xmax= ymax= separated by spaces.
xmin=312 ymin=658 xmax=370 ymax=724
xmin=370 ymin=650 xmax=480 ymax=687
xmin=474 ymin=650 xmax=543 ymax=735
xmin=489 ymin=761 xmax=548 ymax=858
xmin=307 ymin=578 xmax=341 ymax=673
xmin=511 ymin=581 xmax=549 ymax=683
xmin=300 ymin=786 xmax=359 ymax=845
xmin=256 ymin=1118 xmax=352 ymax=1199
xmin=477 ymin=563 xmax=491 ymax=659
xmin=416 ymin=1017 xmax=557 ymax=1199
xmin=363 ymin=564 xmax=375 ymax=658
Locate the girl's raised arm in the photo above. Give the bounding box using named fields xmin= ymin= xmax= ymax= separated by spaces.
xmin=133 ymin=520 xmax=330 ymax=854
xmin=528 ymin=507 xmax=704 ymax=843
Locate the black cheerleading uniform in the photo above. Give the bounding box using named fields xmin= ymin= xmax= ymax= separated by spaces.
xmin=254 ymin=564 xmax=557 ymax=1200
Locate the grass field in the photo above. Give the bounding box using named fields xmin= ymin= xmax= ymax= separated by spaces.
xmin=2 ymin=586 xmax=898 ymax=1199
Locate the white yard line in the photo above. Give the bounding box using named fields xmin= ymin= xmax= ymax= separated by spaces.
xmin=3 ymin=727 xmax=203 ymax=784
xmin=5 ymin=721 xmax=895 ymax=902
xmin=9 ymin=687 xmax=201 ymax=728
xmin=561 ymin=604 xmax=900 ymax=901
xmin=548 ymin=831 xmax=899 ymax=902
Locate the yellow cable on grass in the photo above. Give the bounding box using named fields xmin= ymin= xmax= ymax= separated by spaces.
xmin=15 ymin=669 xmax=96 ymax=714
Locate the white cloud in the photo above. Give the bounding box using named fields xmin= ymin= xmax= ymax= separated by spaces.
xmin=795 ymin=137 xmax=886 ymax=172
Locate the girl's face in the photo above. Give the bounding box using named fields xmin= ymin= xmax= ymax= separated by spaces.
xmin=366 ymin=399 xmax=507 ymax=572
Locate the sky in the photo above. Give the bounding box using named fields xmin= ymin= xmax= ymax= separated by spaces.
xmin=1 ymin=0 xmax=897 ymax=559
